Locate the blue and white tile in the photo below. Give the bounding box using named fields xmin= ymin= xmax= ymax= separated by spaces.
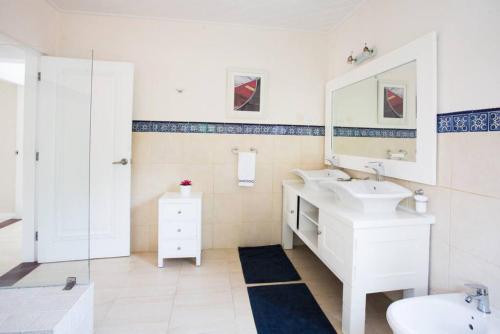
xmin=469 ymin=112 xmax=488 ymax=132
xmin=452 ymin=114 xmax=469 ymax=132
xmin=333 ymin=126 xmax=416 ymax=138
xmin=438 ymin=107 xmax=500 ymax=133
xmin=489 ymin=110 xmax=500 ymax=131
xmin=133 ymin=121 xmax=324 ymax=136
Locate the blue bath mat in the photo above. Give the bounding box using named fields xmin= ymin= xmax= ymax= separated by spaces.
xmin=248 ymin=283 xmax=337 ymax=334
xmin=238 ymin=245 xmax=301 ymax=284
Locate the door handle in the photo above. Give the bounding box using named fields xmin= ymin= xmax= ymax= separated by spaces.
xmin=112 ymin=158 xmax=128 ymax=165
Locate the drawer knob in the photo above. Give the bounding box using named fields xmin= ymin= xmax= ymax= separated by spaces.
xmin=177 ymin=228 xmax=182 ymax=232
xmin=177 ymin=210 xmax=182 ymax=214
xmin=290 ymin=210 xmax=295 ymax=214
xmin=177 ymin=246 xmax=181 ymax=250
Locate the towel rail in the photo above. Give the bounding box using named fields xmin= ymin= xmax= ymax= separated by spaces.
xmin=231 ymin=147 xmax=258 ymax=154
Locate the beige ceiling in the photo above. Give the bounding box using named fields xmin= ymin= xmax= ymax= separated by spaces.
xmin=48 ymin=0 xmax=364 ymax=31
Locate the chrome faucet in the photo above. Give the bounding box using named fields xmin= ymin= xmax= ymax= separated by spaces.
xmin=465 ymin=283 xmax=491 ymax=314
xmin=326 ymin=156 xmax=352 ymax=181
xmin=364 ymin=161 xmax=385 ymax=181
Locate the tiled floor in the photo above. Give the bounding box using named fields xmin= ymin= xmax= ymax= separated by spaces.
xmin=0 ymin=220 xmax=23 ymax=277
xmin=92 ymin=246 xmax=393 ymax=334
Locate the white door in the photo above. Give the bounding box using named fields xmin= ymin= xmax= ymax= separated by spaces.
xmin=37 ymin=56 xmax=133 ymax=263
xmin=89 ymin=60 xmax=133 ymax=259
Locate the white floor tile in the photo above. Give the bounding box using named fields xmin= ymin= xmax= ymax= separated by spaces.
xmin=89 ymin=247 xmax=392 ymax=334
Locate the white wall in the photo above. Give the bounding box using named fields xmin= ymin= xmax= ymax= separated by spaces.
xmin=0 ymin=79 xmax=18 ymax=214
xmin=328 ymin=0 xmax=500 ymax=113
xmin=53 ymin=13 xmax=329 ymax=252
xmin=328 ymin=0 xmax=500 ymax=307
xmin=57 ymin=14 xmax=328 ymax=125
xmin=15 ymin=86 xmax=24 ymax=217
xmin=0 ymin=0 xmax=60 ymax=54
xmin=0 ymin=62 xmax=25 ymax=85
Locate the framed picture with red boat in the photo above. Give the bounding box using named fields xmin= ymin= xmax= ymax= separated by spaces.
xmin=226 ymin=68 xmax=267 ymax=118
xmin=377 ymin=81 xmax=407 ymax=126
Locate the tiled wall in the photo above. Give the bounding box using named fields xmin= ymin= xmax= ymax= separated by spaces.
xmin=130 ymin=131 xmax=324 ymax=252
xmin=352 ymin=113 xmax=499 ymax=308
xmin=326 ymin=0 xmax=500 ymax=307
xmin=328 ymin=131 xmax=500 ymax=309
xmin=412 ymin=128 xmax=500 ymax=303
xmin=340 ymin=112 xmax=500 ymax=306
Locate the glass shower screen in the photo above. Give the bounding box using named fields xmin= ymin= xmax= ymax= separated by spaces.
xmin=0 ymin=42 xmax=93 ymax=288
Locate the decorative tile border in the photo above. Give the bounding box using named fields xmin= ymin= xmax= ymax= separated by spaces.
xmin=333 ymin=126 xmax=416 ymax=138
xmin=132 ymin=107 xmax=500 ymax=137
xmin=132 ymin=120 xmax=325 ymax=136
xmin=437 ymin=107 xmax=500 ymax=133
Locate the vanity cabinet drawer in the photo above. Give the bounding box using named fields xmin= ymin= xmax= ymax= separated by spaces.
xmin=160 ymin=240 xmax=197 ymax=257
xmin=160 ymin=222 xmax=197 ymax=239
xmin=160 ymin=203 xmax=197 ymax=220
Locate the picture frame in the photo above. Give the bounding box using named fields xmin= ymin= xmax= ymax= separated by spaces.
xmin=226 ymin=68 xmax=267 ymax=119
xmin=377 ymin=81 xmax=407 ymax=126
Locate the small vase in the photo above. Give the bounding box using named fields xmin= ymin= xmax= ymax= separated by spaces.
xmin=180 ymin=185 xmax=192 ymax=197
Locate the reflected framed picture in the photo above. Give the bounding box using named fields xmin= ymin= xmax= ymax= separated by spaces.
xmin=377 ymin=81 xmax=407 ymax=125
xmin=226 ymin=68 xmax=267 ymax=119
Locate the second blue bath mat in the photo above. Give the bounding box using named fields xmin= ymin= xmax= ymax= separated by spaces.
xmin=248 ymin=283 xmax=337 ymax=334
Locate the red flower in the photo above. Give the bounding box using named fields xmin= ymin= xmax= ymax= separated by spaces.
xmin=180 ymin=180 xmax=192 ymax=186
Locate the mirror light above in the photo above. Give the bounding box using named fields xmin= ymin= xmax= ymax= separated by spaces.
xmin=325 ymin=32 xmax=437 ymax=185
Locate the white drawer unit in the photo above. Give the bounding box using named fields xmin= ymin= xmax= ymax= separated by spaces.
xmin=158 ymin=192 xmax=202 ymax=267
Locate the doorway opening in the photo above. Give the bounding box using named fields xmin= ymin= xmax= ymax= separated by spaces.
xmin=0 ymin=47 xmax=25 ymax=279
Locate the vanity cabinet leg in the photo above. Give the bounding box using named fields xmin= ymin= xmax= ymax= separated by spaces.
xmin=342 ymin=284 xmax=366 ymax=334
xmin=282 ymin=224 xmax=294 ymax=250
xmin=158 ymin=257 xmax=164 ymax=268
xmin=196 ymin=255 xmax=201 ymax=266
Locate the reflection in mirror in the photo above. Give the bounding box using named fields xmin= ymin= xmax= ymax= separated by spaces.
xmin=332 ymin=61 xmax=416 ymax=162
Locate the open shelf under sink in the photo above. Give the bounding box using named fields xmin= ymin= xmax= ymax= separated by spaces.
xmin=298 ymin=197 xmax=319 ymax=250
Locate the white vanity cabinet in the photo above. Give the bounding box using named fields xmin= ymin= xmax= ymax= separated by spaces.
xmin=282 ymin=181 xmax=434 ymax=334
xmin=158 ymin=192 xmax=202 ymax=267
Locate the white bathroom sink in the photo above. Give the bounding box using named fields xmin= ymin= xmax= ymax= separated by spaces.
xmin=292 ymin=169 xmax=351 ymax=190
xmin=387 ymin=293 xmax=500 ymax=334
xmin=320 ymin=179 xmax=412 ymax=213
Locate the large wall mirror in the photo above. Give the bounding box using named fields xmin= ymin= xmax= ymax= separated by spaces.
xmin=325 ymin=33 xmax=437 ymax=185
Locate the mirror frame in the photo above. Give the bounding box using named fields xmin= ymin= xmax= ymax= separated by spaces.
xmin=325 ymin=32 xmax=437 ymax=185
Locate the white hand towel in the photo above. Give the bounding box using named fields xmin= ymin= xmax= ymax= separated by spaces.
xmin=238 ymin=152 xmax=256 ymax=187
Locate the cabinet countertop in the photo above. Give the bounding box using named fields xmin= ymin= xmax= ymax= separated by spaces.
xmin=159 ymin=192 xmax=202 ymax=201
xmin=283 ymin=180 xmax=434 ymax=229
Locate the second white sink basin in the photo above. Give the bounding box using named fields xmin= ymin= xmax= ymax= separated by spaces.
xmin=321 ymin=179 xmax=412 ymax=213
xmin=387 ymin=293 xmax=500 ymax=334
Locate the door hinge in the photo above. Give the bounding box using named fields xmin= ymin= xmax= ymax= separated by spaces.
xmin=37 ymin=72 xmax=41 ymax=81
xmin=35 ymin=152 xmax=39 ymax=161
xmin=35 ymin=231 xmax=38 ymax=241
